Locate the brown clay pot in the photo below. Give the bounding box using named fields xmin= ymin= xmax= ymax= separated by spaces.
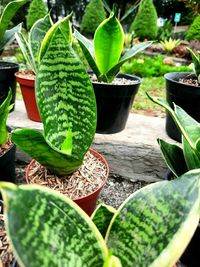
xmin=25 ymin=149 xmax=109 ymax=216
xmin=15 ymin=72 xmax=41 ymax=122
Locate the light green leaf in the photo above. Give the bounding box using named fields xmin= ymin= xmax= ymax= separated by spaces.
xmin=94 ymin=12 xmax=124 ymax=75
xmin=0 ymin=24 xmax=21 ymax=51
xmin=74 ymin=29 xmax=101 ymax=78
xmin=15 ymin=30 xmax=36 ymax=73
xmin=29 ymin=14 xmax=52 ymax=72
xmin=92 ymin=204 xmax=116 ymax=238
xmin=0 ymin=89 xmax=13 ymax=145
xmin=0 ymin=183 xmax=108 ymax=267
xmin=11 ymin=129 xmax=82 ymax=175
xmin=106 ymin=41 xmax=153 ymax=82
xmin=36 ymin=27 xmax=96 ymax=163
xmin=105 ymin=169 xmax=200 ymax=267
xmin=0 ymin=0 xmax=28 ymax=47
xmin=158 ymin=138 xmax=188 ymax=177
xmin=187 ymin=47 xmax=200 ymax=79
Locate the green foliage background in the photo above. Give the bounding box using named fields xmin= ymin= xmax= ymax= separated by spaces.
xmin=130 ymin=0 xmax=158 ymax=40
xmin=186 ymin=15 xmax=200 ymax=41
xmin=80 ymin=0 xmax=106 ymax=36
xmin=27 ymin=0 xmax=47 ymax=30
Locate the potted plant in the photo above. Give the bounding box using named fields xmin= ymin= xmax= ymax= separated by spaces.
xmin=164 ymin=47 xmax=200 ymax=142
xmin=14 ymin=13 xmax=52 ymax=122
xmin=0 ymin=89 xmax=16 ymax=183
xmin=0 ymin=0 xmax=28 ymax=111
xmin=148 ymin=93 xmax=200 ymax=267
xmin=1 ymin=167 xmax=200 ymax=266
xmin=11 ymin=15 xmax=109 ymax=216
xmin=74 ymin=11 xmax=153 ymax=134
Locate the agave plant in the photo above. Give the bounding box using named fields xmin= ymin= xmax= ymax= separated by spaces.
xmin=74 ymin=11 xmax=153 ymax=83
xmin=1 ymin=168 xmax=200 ymax=266
xmin=11 ymin=15 xmax=96 ymax=176
xmin=147 ymin=93 xmax=200 ymax=178
xmin=0 ymin=89 xmax=13 ymax=146
xmin=0 ymin=0 xmax=28 ymax=54
xmin=187 ymin=47 xmax=200 ymax=84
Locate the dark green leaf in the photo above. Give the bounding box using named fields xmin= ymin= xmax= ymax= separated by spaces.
xmin=182 ymin=136 xmax=200 ymax=170
xmin=106 ymin=170 xmax=200 ymax=267
xmin=0 ymin=183 xmax=107 ymax=267
xmin=158 ymin=138 xmax=188 ymax=177
xmin=11 ymin=129 xmax=82 ymax=175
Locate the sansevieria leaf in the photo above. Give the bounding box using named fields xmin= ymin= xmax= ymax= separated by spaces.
xmin=11 ymin=129 xmax=82 ymax=175
xmin=92 ymin=204 xmax=116 ymax=238
xmin=158 ymin=138 xmax=188 ymax=177
xmin=0 ymin=0 xmax=28 ymax=48
xmin=0 ymin=89 xmax=13 ymax=145
xmin=105 ymin=170 xmax=200 ymax=267
xmin=0 ymin=24 xmax=21 ymax=52
xmin=94 ymin=12 xmax=124 ymax=76
xmin=0 ymin=183 xmax=108 ymax=267
xmin=29 ymin=14 xmax=52 ymax=72
xmin=182 ymin=136 xmax=200 ymax=171
xmin=36 ymin=26 xmax=96 ymax=161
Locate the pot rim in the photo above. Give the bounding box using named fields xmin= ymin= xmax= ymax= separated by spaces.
xmin=90 ymin=72 xmax=142 ymax=86
xmin=164 ymin=72 xmax=198 ymax=85
xmin=0 ymin=61 xmax=19 ymax=69
xmin=25 ymin=148 xmax=109 ymax=201
xmin=15 ymin=71 xmax=35 ymax=81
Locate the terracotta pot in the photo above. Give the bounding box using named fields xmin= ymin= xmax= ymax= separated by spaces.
xmin=15 ymin=72 xmax=41 ymax=122
xmin=25 ymin=149 xmax=109 ymax=216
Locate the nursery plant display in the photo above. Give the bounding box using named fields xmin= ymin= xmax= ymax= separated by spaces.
xmin=75 ymin=11 xmax=152 ymax=133
xmin=15 ymin=13 xmax=52 ymax=121
xmin=164 ymin=47 xmax=200 ymax=142
xmin=148 ymin=93 xmax=200 ymax=267
xmin=0 ymin=0 xmax=28 ymax=110
xmin=12 ymin=15 xmax=109 ymax=216
xmin=1 ymin=167 xmax=200 ymax=266
xmin=0 ymin=90 xmax=16 ymax=183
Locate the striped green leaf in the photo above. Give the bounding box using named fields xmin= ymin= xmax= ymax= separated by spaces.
xmin=182 ymin=136 xmax=200 ymax=170
xmin=94 ymin=12 xmax=124 ymax=76
xmin=29 ymin=14 xmax=52 ymax=72
xmin=158 ymin=138 xmax=188 ymax=177
xmin=39 ymin=14 xmax=73 ymax=63
xmin=74 ymin=29 xmax=101 ymax=78
xmin=92 ymin=204 xmax=116 ymax=238
xmin=106 ymin=41 xmax=153 ymax=82
xmin=0 ymin=89 xmax=13 ymax=145
xmin=0 ymin=0 xmax=28 ymax=50
xmin=36 ymin=26 xmax=96 ymax=163
xmin=0 ymin=183 xmax=108 ymax=267
xmin=11 ymin=129 xmax=82 ymax=175
xmin=105 ymin=170 xmax=200 ymax=267
xmin=15 ymin=30 xmax=36 ymax=73
xmin=0 ymin=23 xmax=21 ymax=52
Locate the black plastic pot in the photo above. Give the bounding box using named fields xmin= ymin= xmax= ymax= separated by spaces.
xmin=165 ymin=72 xmax=200 ymax=142
xmin=0 ymin=143 xmax=16 ymax=183
xmin=92 ymin=73 xmax=141 ymax=134
xmin=165 ymin=170 xmax=200 ymax=267
xmin=0 ymin=61 xmax=19 ymax=112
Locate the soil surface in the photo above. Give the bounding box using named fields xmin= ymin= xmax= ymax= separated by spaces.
xmin=90 ymin=74 xmax=138 ymax=85
xmin=0 ymin=136 xmax=13 ymax=156
xmin=179 ymin=77 xmax=199 ymax=87
xmin=15 ymin=71 xmax=35 ymax=80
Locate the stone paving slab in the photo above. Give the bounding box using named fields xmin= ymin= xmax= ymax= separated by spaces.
xmin=8 ymin=100 xmax=177 ymax=183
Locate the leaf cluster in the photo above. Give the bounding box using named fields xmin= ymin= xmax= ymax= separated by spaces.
xmin=1 ymin=170 xmax=200 ymax=266
xmin=186 ymin=15 xmax=200 ymax=41
xmin=26 ymin=0 xmax=47 ymax=30
xmin=0 ymin=0 xmax=28 ymax=53
xmin=75 ymin=12 xmax=152 ymax=83
xmin=187 ymin=47 xmax=200 ymax=83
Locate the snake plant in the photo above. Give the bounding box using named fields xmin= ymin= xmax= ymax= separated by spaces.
xmin=187 ymin=47 xmax=200 ymax=84
xmin=74 ymin=11 xmax=153 ymax=83
xmin=0 ymin=89 xmax=13 ymax=145
xmin=147 ymin=93 xmax=200 ymax=178
xmin=0 ymin=0 xmax=28 ymax=53
xmin=11 ymin=15 xmax=96 ymax=175
xmin=1 ymin=168 xmax=200 ymax=266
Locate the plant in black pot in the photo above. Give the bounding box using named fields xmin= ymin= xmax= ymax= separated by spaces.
xmin=0 ymin=89 xmax=16 ymax=183
xmin=74 ymin=11 xmax=152 ymax=134
xmin=0 ymin=0 xmax=28 ymax=111
xmin=11 ymin=15 xmax=109 ymax=216
xmin=164 ymin=47 xmax=200 ymax=142
xmin=148 ymin=93 xmax=200 ymax=267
